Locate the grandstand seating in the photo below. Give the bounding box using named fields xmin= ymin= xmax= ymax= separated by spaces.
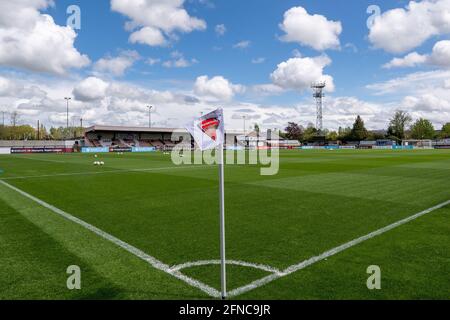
xmin=151 ymin=140 xmax=164 ymax=148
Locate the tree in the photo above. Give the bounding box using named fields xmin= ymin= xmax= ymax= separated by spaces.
xmin=410 ymin=118 xmax=435 ymax=139
xmin=338 ymin=126 xmax=352 ymax=141
xmin=388 ymin=110 xmax=412 ymax=140
xmin=10 ymin=111 xmax=19 ymax=127
xmin=327 ymin=131 xmax=338 ymax=141
xmin=284 ymin=122 xmax=304 ymax=141
xmin=441 ymin=122 xmax=450 ymax=138
xmin=303 ymin=123 xmax=318 ymax=141
xmin=0 ymin=125 xmax=35 ymax=140
xmin=254 ymin=123 xmax=260 ymax=135
xmin=367 ymin=131 xmax=386 ymax=140
xmin=350 ymin=115 xmax=369 ymax=141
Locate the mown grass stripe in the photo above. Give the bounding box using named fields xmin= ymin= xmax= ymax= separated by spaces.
xmin=0 ymin=179 xmax=221 ymax=298
xmin=228 ymin=199 xmax=450 ymax=297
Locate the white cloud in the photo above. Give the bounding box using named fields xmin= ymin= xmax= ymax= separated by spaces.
xmin=162 ymin=51 xmax=198 ymax=68
xmin=383 ymin=52 xmax=428 ymax=68
xmin=367 ymin=69 xmax=450 ymax=95
xmin=0 ymin=0 xmax=90 ymax=75
xmin=325 ymin=97 xmax=381 ymax=117
xmin=129 ymin=26 xmax=167 ymax=46
xmin=94 ymin=50 xmax=140 ymax=76
xmin=194 ymin=75 xmax=244 ymax=101
xmin=111 ymin=0 xmax=206 ymax=47
xmin=383 ymin=40 xmax=450 ymax=69
xmin=368 ymin=0 xmax=450 ymax=54
xmin=366 ymin=69 xmax=450 ymax=126
xmin=215 ymin=24 xmax=226 ymax=36
xmin=445 ymin=79 xmax=450 ymax=88
xmin=251 ymin=84 xmax=284 ymax=96
xmin=292 ymin=49 xmax=302 ymax=57
xmin=251 ymin=57 xmax=265 ymax=64
xmin=279 ymin=6 xmax=342 ymax=51
xmin=0 ymin=76 xmax=46 ymax=99
xmin=146 ymin=58 xmax=161 ymax=66
xmin=344 ymin=43 xmax=358 ymax=53
xmin=233 ymin=40 xmax=251 ymax=49
xmin=270 ymin=55 xmax=335 ymax=92
xmin=427 ymin=40 xmax=450 ymax=66
xmin=73 ymin=77 xmax=109 ymax=102
xmin=402 ymin=94 xmax=450 ymax=112
xmin=3 ymin=71 xmax=450 ymax=131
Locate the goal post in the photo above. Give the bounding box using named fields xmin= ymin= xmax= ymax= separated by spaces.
xmin=402 ymin=140 xmax=433 ymax=149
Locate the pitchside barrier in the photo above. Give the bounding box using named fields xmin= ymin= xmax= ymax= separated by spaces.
xmin=132 ymin=147 xmax=157 ymax=152
xmin=81 ymin=147 xmax=157 ymax=153
xmin=81 ymin=147 xmax=109 ymax=153
xmin=297 ymin=145 xmax=435 ymax=150
xmin=300 ymin=146 xmax=349 ymax=150
xmin=10 ymin=147 xmax=73 ymax=154
xmin=392 ymin=145 xmax=414 ymax=150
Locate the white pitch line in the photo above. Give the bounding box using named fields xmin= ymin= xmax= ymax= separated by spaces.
xmin=0 ymin=165 xmax=209 ymax=180
xmin=0 ymin=179 xmax=220 ymax=298
xmin=2 ymin=176 xmax=448 ymax=299
xmin=228 ymin=199 xmax=450 ymax=297
xmin=11 ymin=156 xmax=67 ymax=163
xmin=170 ymin=260 xmax=283 ymax=275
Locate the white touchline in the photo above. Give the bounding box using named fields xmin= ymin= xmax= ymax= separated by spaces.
xmin=227 ymin=199 xmax=450 ymax=297
xmin=1 ymin=165 xmax=209 ymax=180
xmin=0 ymin=179 xmax=220 ymax=299
xmin=1 ymin=178 xmax=448 ymax=299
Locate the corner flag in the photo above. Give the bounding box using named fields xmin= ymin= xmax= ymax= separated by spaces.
xmin=186 ymin=108 xmax=224 ymax=151
xmin=185 ymin=108 xmax=227 ymax=299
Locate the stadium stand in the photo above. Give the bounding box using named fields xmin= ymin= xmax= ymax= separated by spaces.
xmin=359 ymin=141 xmax=377 ymax=149
xmin=433 ymin=139 xmax=450 ymax=149
xmin=83 ymin=125 xmax=244 ymax=150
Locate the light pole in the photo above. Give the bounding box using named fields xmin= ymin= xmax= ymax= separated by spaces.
xmin=64 ymin=97 xmax=71 ymax=129
xmin=147 ymin=105 xmax=153 ymax=128
xmin=242 ymin=115 xmax=248 ymax=149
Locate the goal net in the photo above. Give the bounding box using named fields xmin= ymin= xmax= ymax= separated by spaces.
xmin=402 ymin=140 xmax=433 ymax=149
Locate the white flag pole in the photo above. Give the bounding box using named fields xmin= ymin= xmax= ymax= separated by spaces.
xmin=218 ymin=142 xmax=227 ymax=299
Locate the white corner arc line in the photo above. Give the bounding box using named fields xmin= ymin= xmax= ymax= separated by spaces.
xmin=0 ymin=180 xmax=220 ymax=298
xmin=228 ymin=199 xmax=450 ymax=297
xmin=2 ymin=178 xmax=448 ymax=299
xmin=170 ymin=260 xmax=283 ymax=275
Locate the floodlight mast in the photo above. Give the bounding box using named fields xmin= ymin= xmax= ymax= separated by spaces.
xmin=64 ymin=97 xmax=71 ymax=129
xmin=147 ymin=105 xmax=153 ymax=128
xmin=311 ymin=82 xmax=326 ymax=134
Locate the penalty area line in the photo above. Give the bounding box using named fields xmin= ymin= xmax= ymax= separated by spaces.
xmin=0 ymin=179 xmax=220 ymax=298
xmin=228 ymin=199 xmax=450 ymax=297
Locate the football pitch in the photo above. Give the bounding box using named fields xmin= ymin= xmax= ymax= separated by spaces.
xmin=0 ymin=149 xmax=449 ymax=300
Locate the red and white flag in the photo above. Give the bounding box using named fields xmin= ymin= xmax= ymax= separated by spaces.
xmin=186 ymin=108 xmax=225 ymax=151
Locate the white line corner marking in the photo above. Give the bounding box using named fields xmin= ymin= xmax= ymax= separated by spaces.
xmin=1 ymin=179 xmax=448 ymax=298
xmin=0 ymin=179 xmax=219 ymax=298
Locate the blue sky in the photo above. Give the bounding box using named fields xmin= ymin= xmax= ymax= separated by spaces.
xmin=0 ymin=0 xmax=449 ymax=130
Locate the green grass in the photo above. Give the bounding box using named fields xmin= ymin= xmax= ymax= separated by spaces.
xmin=0 ymin=149 xmax=449 ymax=299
